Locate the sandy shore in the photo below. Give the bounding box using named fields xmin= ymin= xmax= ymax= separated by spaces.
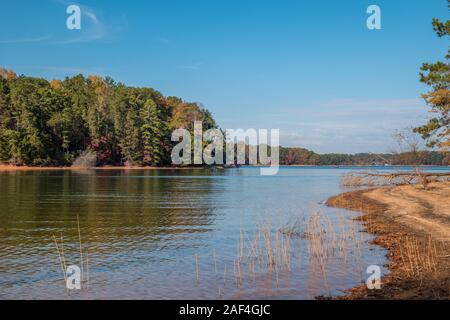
xmin=327 ymin=182 xmax=450 ymax=299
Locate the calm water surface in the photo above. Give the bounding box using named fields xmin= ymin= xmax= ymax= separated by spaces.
xmin=0 ymin=166 xmax=446 ymax=299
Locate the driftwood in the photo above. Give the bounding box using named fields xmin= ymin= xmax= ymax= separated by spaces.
xmin=362 ymin=172 xmax=450 ymax=177
xmin=341 ymin=170 xmax=450 ymax=188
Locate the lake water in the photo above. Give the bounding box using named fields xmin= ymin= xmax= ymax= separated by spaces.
xmin=0 ymin=166 xmax=446 ymax=300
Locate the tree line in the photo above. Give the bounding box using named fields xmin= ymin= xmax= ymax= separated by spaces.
xmin=279 ymin=147 xmax=449 ymax=166
xmin=0 ymin=57 xmax=448 ymax=167
xmin=0 ymin=69 xmax=216 ymax=166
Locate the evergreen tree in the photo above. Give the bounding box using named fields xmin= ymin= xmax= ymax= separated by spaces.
xmin=121 ymin=109 xmax=142 ymax=165
xmin=414 ymin=5 xmax=450 ymax=150
xmin=141 ymin=99 xmax=168 ymax=166
xmin=0 ymin=78 xmax=11 ymax=161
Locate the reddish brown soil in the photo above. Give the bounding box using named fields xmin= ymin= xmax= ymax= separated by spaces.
xmin=326 ymin=183 xmax=450 ymax=300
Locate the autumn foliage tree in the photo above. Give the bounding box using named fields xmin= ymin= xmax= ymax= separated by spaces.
xmin=0 ymin=68 xmax=217 ymax=166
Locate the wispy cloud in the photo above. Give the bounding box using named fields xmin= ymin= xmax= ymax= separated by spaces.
xmin=84 ymin=10 xmax=100 ymax=25
xmin=158 ymin=37 xmax=171 ymax=44
xmin=30 ymin=65 xmax=106 ymax=75
xmin=178 ymin=62 xmax=202 ymax=70
xmin=0 ymin=2 xmax=106 ymax=45
xmin=54 ymin=6 xmax=106 ymax=44
xmin=276 ymin=98 xmax=430 ymax=153
xmin=0 ymin=35 xmax=52 ymax=44
xmin=48 ymin=0 xmax=106 ymax=44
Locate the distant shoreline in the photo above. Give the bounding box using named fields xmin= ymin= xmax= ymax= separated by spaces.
xmin=1 ymin=164 xmax=449 ymax=172
xmin=326 ymin=182 xmax=450 ymax=300
xmin=240 ymin=164 xmax=450 ymax=169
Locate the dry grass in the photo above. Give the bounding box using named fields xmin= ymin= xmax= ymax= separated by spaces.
xmin=76 ymin=214 xmax=84 ymax=284
xmin=327 ymin=186 xmax=450 ymax=299
xmin=51 ymin=215 xmax=90 ymax=294
xmin=193 ymin=208 xmax=382 ymax=298
xmin=52 ymin=234 xmax=68 ymax=295
xmin=399 ymin=235 xmax=440 ymax=278
xmin=195 ymin=254 xmax=199 ymax=283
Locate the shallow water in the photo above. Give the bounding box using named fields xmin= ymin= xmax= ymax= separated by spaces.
xmin=0 ymin=166 xmax=446 ymax=299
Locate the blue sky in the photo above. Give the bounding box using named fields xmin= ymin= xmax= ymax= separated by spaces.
xmin=0 ymin=0 xmax=448 ymax=153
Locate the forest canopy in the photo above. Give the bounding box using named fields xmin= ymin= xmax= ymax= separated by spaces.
xmin=0 ymin=68 xmax=217 ymax=166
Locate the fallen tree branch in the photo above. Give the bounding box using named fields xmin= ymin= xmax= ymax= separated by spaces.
xmin=341 ymin=171 xmax=450 ymax=188
xmin=363 ymin=172 xmax=450 ymax=177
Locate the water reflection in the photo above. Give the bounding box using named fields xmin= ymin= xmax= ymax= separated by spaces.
xmin=0 ymin=167 xmax=422 ymax=299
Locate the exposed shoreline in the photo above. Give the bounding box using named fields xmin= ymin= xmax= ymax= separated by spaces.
xmin=326 ymin=182 xmax=450 ymax=299
xmin=1 ymin=164 xmax=449 ymax=172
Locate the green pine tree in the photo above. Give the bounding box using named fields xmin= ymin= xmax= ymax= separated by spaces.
xmin=413 ymin=8 xmax=450 ymax=150
xmin=141 ymin=99 xmax=168 ymax=166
